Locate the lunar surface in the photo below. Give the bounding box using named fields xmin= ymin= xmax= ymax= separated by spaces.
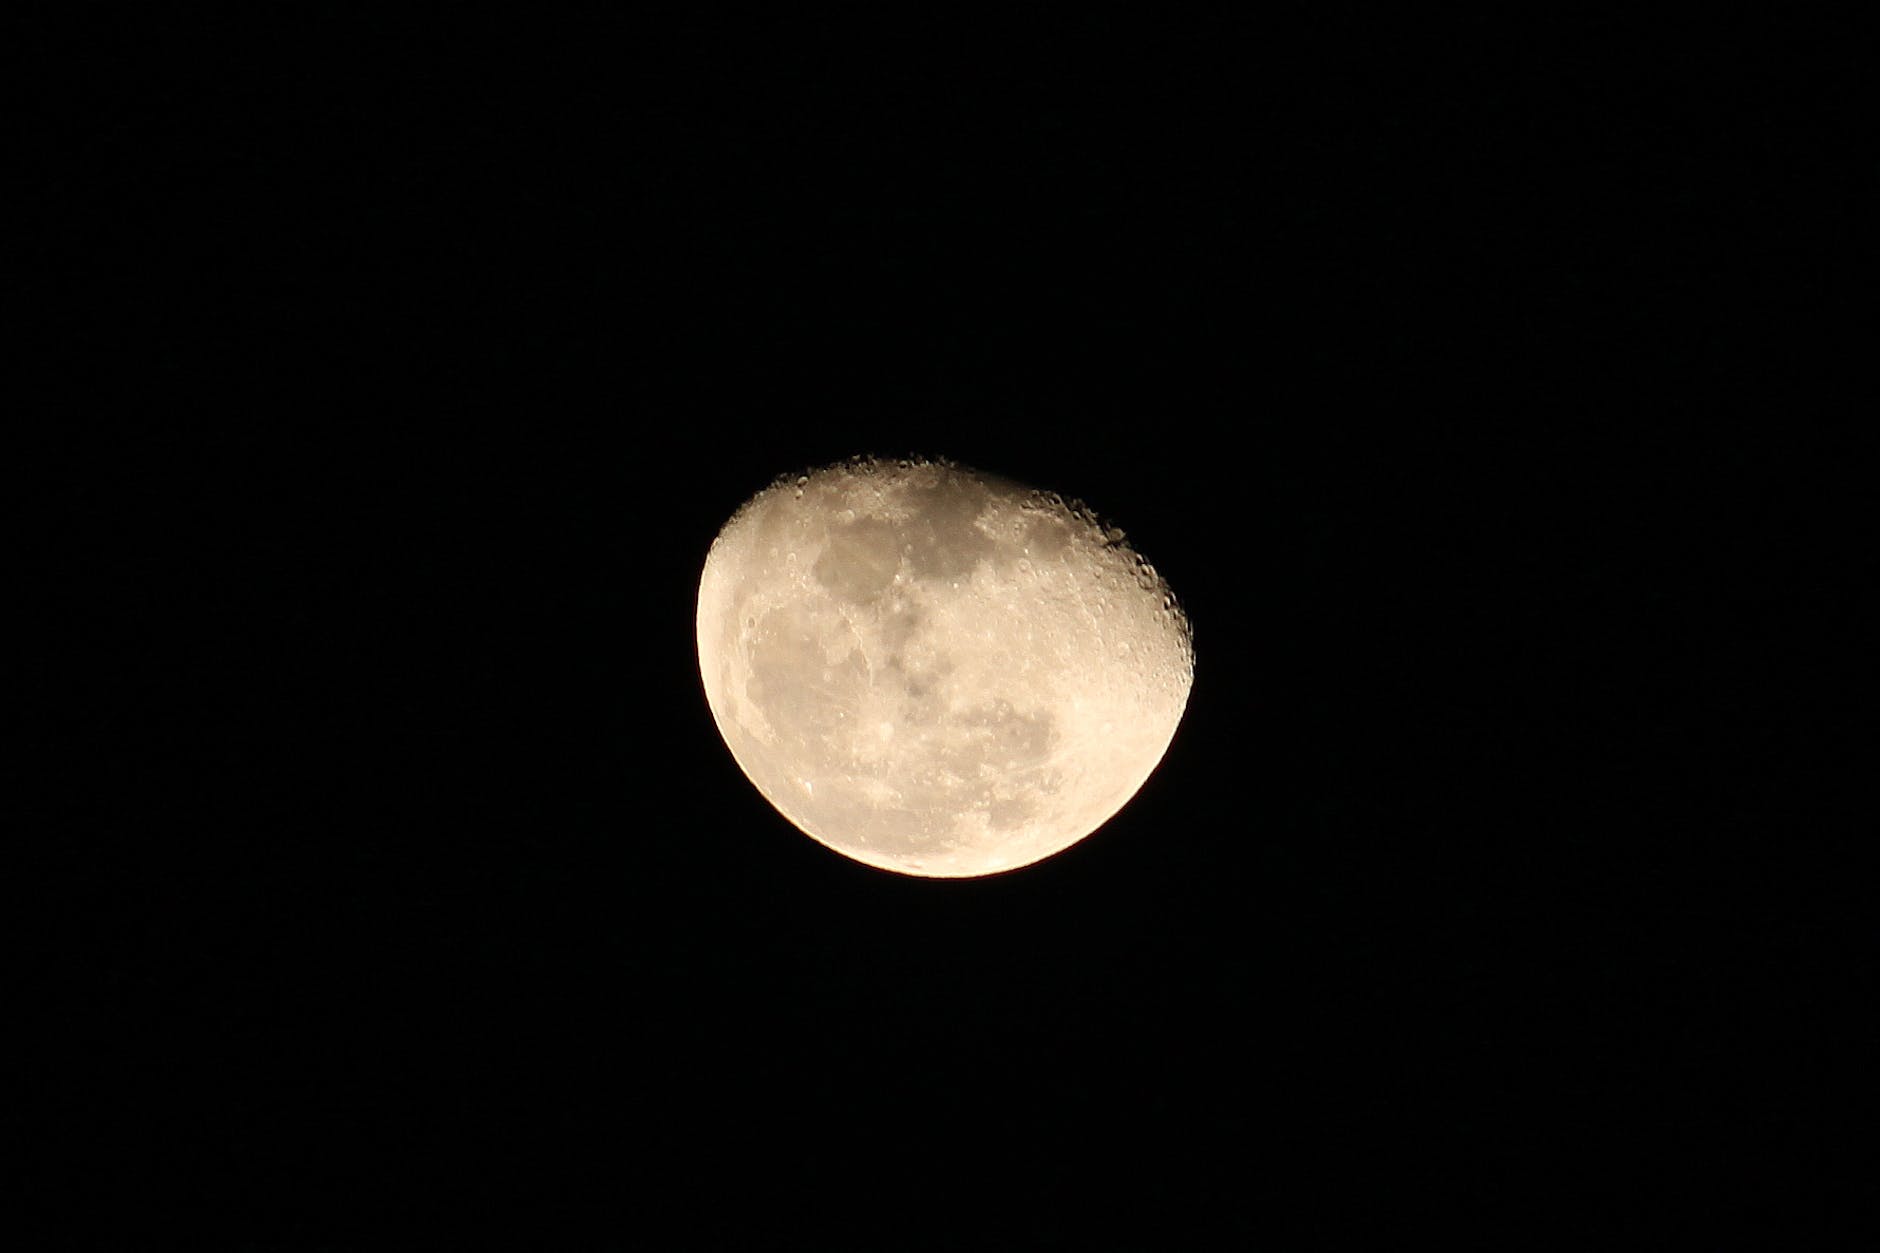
xmin=696 ymin=456 xmax=1193 ymax=877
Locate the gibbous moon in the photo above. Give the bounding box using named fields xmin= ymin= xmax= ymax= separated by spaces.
xmin=696 ymin=456 xmax=1193 ymax=877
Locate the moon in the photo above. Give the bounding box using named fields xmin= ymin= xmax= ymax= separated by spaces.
xmin=696 ymin=456 xmax=1193 ymax=877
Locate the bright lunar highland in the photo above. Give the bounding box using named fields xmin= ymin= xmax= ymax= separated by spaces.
xmin=696 ymin=457 xmax=1193 ymax=877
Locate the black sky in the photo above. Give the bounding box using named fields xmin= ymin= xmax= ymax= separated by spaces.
xmin=27 ymin=7 xmax=1863 ymax=1246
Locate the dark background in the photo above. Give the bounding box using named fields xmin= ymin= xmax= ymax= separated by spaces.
xmin=27 ymin=7 xmax=1863 ymax=1246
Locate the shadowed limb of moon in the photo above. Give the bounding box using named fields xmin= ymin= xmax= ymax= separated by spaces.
xmin=697 ymin=456 xmax=1193 ymax=878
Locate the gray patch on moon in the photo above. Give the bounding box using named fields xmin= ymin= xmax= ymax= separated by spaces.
xmin=899 ymin=473 xmax=999 ymax=581
xmin=1022 ymin=512 xmax=1073 ymax=561
xmin=812 ymin=516 xmax=901 ymax=604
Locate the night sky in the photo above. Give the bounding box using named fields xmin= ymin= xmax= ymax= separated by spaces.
xmin=30 ymin=8 xmax=1860 ymax=1246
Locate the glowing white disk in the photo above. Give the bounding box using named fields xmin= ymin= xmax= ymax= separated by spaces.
xmin=697 ymin=457 xmax=1192 ymax=877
